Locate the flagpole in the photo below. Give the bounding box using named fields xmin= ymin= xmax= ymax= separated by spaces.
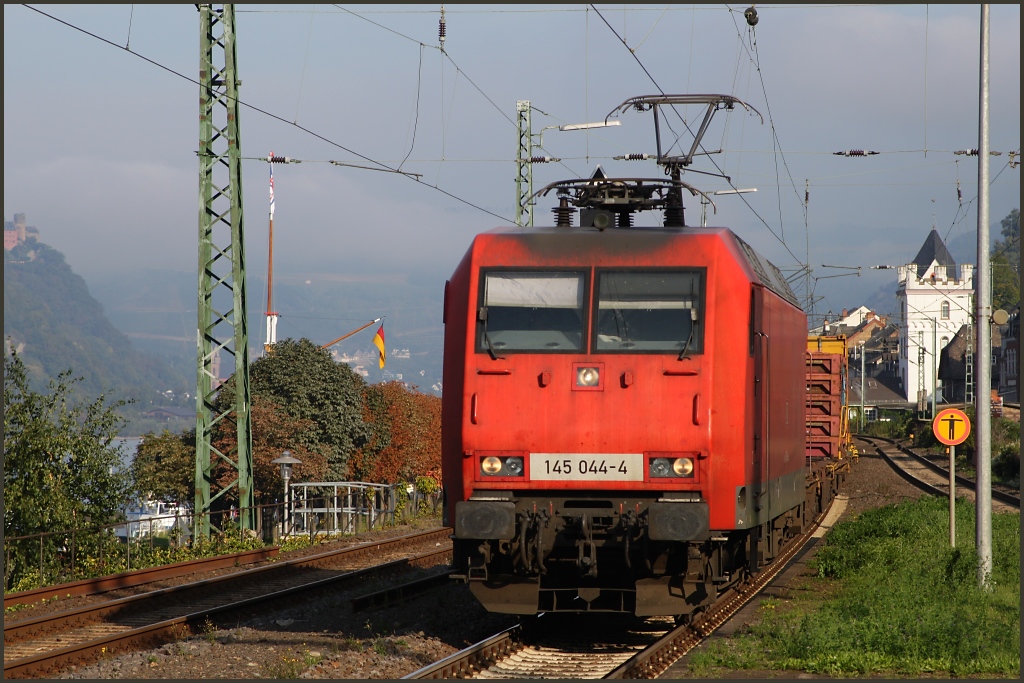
xmin=265 ymin=153 xmax=278 ymax=355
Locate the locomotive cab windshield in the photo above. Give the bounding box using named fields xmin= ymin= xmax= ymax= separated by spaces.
xmin=477 ymin=270 xmax=586 ymax=353
xmin=594 ymin=269 xmax=704 ymax=354
xmin=476 ymin=268 xmax=705 ymax=356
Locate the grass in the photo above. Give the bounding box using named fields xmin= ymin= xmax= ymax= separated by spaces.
xmin=688 ymin=496 xmax=1020 ymax=678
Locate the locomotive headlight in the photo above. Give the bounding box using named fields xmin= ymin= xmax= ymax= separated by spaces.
xmin=672 ymin=457 xmax=695 ymax=477
xmin=576 ymin=367 xmax=600 ymax=387
xmin=650 ymin=458 xmax=672 ymax=478
xmin=481 ymin=456 xmax=503 ymax=475
xmin=504 ymin=457 xmax=524 ymax=476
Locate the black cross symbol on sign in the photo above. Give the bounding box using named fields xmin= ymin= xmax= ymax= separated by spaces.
xmin=942 ymin=414 xmax=962 ymax=441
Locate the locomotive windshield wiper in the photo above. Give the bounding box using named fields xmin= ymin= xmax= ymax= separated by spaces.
xmin=478 ymin=307 xmax=504 ymax=360
xmin=677 ymin=326 xmax=694 ymax=361
xmin=678 ymin=309 xmax=698 ymax=360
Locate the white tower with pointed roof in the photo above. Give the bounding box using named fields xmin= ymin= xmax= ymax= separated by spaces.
xmin=896 ymin=229 xmax=974 ymax=407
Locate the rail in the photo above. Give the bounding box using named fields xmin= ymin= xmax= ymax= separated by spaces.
xmin=856 ymin=435 xmax=1020 ymax=509
xmin=4 ymin=528 xmax=453 ymax=678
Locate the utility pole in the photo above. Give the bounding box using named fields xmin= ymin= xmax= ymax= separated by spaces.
xmin=195 ymin=3 xmax=254 ymax=537
xmin=516 ymin=100 xmax=533 ymax=227
xmin=860 ymin=343 xmax=866 ymax=431
xmin=975 ymin=3 xmax=993 ymax=589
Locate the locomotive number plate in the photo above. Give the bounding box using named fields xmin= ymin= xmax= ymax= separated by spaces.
xmin=529 ymin=453 xmax=644 ymax=481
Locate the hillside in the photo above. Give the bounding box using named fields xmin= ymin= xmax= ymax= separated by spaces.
xmin=3 ymin=239 xmax=191 ymax=417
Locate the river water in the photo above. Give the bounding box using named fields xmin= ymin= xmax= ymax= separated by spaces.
xmin=111 ymin=436 xmax=143 ymax=470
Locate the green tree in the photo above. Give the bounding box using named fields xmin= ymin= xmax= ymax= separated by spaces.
xmin=991 ymin=252 xmax=1019 ymax=312
xmin=4 ymin=347 xmax=132 ymax=588
xmin=989 ymin=209 xmax=1019 ymax=312
xmin=995 ymin=208 xmax=1019 ymax=270
xmin=131 ymin=430 xmax=196 ymax=504
xmin=216 ymin=338 xmax=370 ymax=483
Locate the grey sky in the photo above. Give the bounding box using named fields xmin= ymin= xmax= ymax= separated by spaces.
xmin=4 ymin=4 xmax=1020 ymax=322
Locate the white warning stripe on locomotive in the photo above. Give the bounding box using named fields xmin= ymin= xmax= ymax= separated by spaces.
xmin=529 ymin=453 xmax=644 ymax=481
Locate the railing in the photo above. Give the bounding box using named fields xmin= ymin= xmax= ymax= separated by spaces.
xmin=3 ymin=503 xmax=285 ymax=593
xmin=289 ymin=482 xmax=442 ymax=539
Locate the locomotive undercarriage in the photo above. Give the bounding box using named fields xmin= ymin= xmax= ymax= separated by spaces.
xmin=454 ymin=492 xmax=750 ymax=616
xmin=453 ymin=461 xmax=845 ymax=616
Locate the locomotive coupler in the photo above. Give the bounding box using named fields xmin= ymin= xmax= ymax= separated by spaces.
xmin=621 ymin=510 xmax=639 ymax=570
xmin=518 ymin=510 xmax=549 ymax=575
xmin=577 ymin=513 xmax=598 ymax=577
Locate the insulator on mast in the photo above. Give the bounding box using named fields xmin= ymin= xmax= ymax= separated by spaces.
xmin=439 ymin=5 xmax=446 ymax=49
xmin=833 ymin=149 xmax=879 ymax=157
xmin=954 ymin=149 xmax=1001 ymax=156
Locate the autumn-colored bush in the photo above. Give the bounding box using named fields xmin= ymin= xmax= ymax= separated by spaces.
xmin=349 ymin=382 xmax=441 ymax=486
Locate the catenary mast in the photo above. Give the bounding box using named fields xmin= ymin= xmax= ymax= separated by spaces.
xmin=195 ymin=3 xmax=254 ymax=536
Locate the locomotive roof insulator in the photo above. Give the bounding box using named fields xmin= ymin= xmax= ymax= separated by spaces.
xmin=529 ymin=177 xmax=709 ymax=229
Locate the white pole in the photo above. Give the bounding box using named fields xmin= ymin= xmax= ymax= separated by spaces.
xmin=975 ymin=3 xmax=993 ymax=590
xmin=931 ymin=318 xmax=937 ymax=418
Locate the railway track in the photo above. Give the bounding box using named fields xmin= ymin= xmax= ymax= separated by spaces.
xmin=404 ymin=496 xmax=848 ymax=679
xmin=856 ymin=435 xmax=1020 ymax=512
xmin=4 ymin=528 xmax=452 ymax=678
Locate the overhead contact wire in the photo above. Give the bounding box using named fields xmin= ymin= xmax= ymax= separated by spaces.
xmin=23 ymin=3 xmax=514 ymax=224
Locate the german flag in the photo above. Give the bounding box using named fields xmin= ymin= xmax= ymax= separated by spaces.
xmin=373 ymin=324 xmax=386 ymax=369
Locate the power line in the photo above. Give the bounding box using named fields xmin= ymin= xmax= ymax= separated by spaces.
xmin=332 ymin=4 xmax=517 ymax=129
xmin=22 ymin=4 xmax=514 ymax=224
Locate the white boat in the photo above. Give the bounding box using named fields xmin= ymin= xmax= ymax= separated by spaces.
xmin=117 ymin=499 xmax=192 ymax=540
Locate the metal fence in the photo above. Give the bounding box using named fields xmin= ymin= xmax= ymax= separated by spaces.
xmin=3 ymin=503 xmax=282 ymax=591
xmin=4 ymin=481 xmax=443 ymax=591
xmin=289 ymin=482 xmax=400 ymax=537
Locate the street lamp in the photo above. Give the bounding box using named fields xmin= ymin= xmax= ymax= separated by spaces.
xmin=271 ymin=450 xmax=302 ymax=536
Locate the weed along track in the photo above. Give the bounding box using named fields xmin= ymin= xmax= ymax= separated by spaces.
xmin=3 ymin=547 xmax=280 ymax=611
xmin=405 ymin=498 xmax=845 ymax=679
xmin=858 ymin=435 xmax=1020 ymax=513
xmin=3 ymin=528 xmax=451 ymax=678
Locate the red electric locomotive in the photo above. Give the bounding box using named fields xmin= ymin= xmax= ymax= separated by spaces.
xmin=441 ymin=96 xmax=845 ymax=618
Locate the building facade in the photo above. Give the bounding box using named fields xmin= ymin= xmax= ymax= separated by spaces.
xmin=4 ymin=213 xmax=38 ymax=251
xmin=896 ymin=229 xmax=973 ymax=410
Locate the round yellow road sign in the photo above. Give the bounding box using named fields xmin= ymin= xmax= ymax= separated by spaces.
xmin=932 ymin=408 xmax=971 ymax=446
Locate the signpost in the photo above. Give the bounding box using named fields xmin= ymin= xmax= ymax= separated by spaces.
xmin=932 ymin=408 xmax=971 ymax=547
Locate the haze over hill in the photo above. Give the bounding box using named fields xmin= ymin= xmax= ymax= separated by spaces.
xmin=84 ymin=266 xmax=447 ymax=396
xmin=3 ymin=238 xmax=192 ymax=421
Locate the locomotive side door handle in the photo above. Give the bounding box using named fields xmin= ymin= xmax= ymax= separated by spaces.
xmin=471 ymin=393 xmax=478 ymax=424
xmin=692 ymin=393 xmax=700 ymax=425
